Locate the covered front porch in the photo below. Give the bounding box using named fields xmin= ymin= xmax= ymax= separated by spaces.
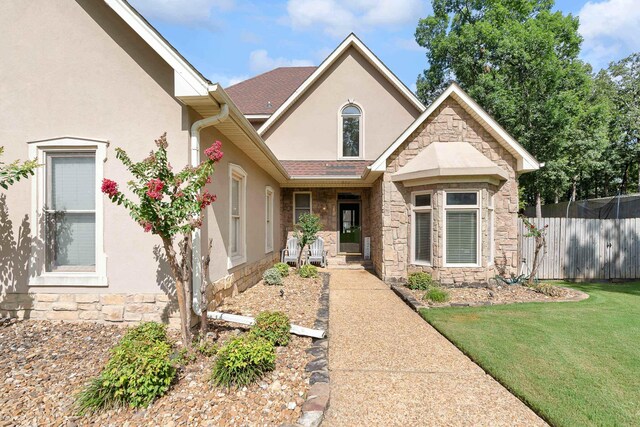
xmin=280 ymin=188 xmax=372 ymax=266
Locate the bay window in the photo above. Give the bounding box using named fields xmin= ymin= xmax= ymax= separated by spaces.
xmin=411 ymin=191 xmax=432 ymax=265
xmin=444 ymin=191 xmax=480 ymax=266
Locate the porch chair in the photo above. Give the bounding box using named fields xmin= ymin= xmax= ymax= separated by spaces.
xmin=281 ymin=237 xmax=300 ymax=266
xmin=306 ymin=237 xmax=328 ymax=268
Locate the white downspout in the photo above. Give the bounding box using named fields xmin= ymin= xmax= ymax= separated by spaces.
xmin=191 ymin=103 xmax=229 ymax=315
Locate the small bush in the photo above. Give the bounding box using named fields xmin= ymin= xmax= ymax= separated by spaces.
xmin=197 ymin=340 xmax=219 ymax=357
xmin=76 ymin=322 xmax=176 ymax=413
xmin=407 ymin=272 xmax=434 ymax=290
xmin=249 ymin=311 xmax=291 ymax=346
xmin=273 ymin=262 xmax=290 ymax=277
xmin=262 ymin=267 xmax=283 ymax=286
xmin=211 ymin=336 xmax=276 ymax=388
xmin=423 ymin=287 xmax=450 ymax=303
xmin=531 ymin=283 xmax=565 ymax=297
xmin=298 ymin=264 xmax=318 ymax=278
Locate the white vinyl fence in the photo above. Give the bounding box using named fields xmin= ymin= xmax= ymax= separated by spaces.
xmin=518 ymin=218 xmax=640 ymax=280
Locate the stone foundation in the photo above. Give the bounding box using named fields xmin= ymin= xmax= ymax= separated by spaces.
xmin=0 ymin=253 xmax=280 ymax=326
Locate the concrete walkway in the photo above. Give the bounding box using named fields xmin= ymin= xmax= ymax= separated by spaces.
xmin=323 ymin=269 xmax=546 ymax=427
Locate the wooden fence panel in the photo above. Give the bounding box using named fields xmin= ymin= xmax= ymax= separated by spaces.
xmin=518 ymin=218 xmax=640 ymax=280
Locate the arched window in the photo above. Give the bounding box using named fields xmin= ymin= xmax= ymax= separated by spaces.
xmin=341 ymin=104 xmax=362 ymax=158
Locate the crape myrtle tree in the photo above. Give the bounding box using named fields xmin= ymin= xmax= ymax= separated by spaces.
xmin=0 ymin=147 xmax=39 ymax=190
xmin=101 ymin=133 xmax=223 ymax=344
xmin=415 ymin=0 xmax=609 ymax=214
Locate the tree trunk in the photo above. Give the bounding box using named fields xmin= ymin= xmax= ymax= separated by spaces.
xmin=527 ymin=234 xmax=545 ymax=285
xmin=535 ymin=192 xmax=542 ymax=218
xmin=570 ymin=178 xmax=577 ymax=202
xmin=162 ymin=236 xmax=191 ymax=345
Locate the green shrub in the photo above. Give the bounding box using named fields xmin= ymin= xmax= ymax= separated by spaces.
xmin=249 ymin=311 xmax=291 ymax=346
xmin=211 ymin=336 xmax=276 ymax=388
xmin=122 ymin=321 xmax=168 ymax=344
xmin=262 ymin=267 xmax=283 ymax=286
xmin=273 ymin=262 xmax=290 ymax=277
xmin=197 ymin=340 xmax=219 ymax=357
xmin=407 ymin=272 xmax=434 ymax=290
xmin=423 ymin=287 xmax=449 ymax=303
xmin=76 ymin=322 xmax=176 ymax=413
xmin=298 ymin=264 xmax=318 ymax=278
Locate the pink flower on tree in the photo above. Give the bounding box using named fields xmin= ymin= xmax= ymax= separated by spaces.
xmin=140 ymin=221 xmax=153 ymax=232
xmin=198 ymin=190 xmax=216 ymax=210
xmin=146 ymin=178 xmax=164 ymax=200
xmin=204 ymin=141 xmax=224 ymax=162
xmin=101 ymin=179 xmax=119 ymax=197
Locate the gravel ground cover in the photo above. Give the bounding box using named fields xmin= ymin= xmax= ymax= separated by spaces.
xmin=0 ymin=273 xmax=322 ymax=426
xmin=409 ymin=283 xmax=586 ymax=307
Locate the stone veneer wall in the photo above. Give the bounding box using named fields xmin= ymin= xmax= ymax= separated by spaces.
xmin=0 ymin=253 xmax=279 ymax=325
xmin=280 ymin=187 xmax=371 ymax=262
xmin=382 ymin=97 xmax=520 ymax=283
xmin=369 ymin=177 xmax=384 ymax=277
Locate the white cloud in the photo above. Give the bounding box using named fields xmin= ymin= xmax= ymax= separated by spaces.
xmin=129 ymin=0 xmax=233 ymax=26
xmin=578 ymin=0 xmax=640 ymax=68
xmin=208 ymin=72 xmax=248 ymax=87
xmin=393 ymin=37 xmax=423 ymax=52
xmin=248 ymin=49 xmax=314 ymax=73
xmin=286 ymin=0 xmax=426 ymax=37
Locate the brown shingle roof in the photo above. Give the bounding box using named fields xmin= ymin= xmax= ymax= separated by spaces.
xmin=281 ymin=160 xmax=372 ymax=177
xmin=225 ymin=67 xmax=317 ymax=115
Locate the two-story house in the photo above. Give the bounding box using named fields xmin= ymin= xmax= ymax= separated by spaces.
xmin=0 ymin=0 xmax=538 ymax=323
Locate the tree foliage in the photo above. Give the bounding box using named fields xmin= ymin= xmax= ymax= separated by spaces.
xmin=415 ymin=0 xmax=611 ymax=208
xmin=102 ymin=133 xmax=223 ymax=344
xmin=0 ymin=147 xmax=39 ymax=190
xmin=293 ymin=213 xmax=321 ymax=267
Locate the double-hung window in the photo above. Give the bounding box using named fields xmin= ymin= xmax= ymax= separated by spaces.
xmin=488 ymin=194 xmax=495 ymax=265
xmin=229 ymin=164 xmax=247 ymax=267
xmin=411 ymin=192 xmax=432 ymax=265
xmin=28 ymin=137 xmax=107 ymax=286
xmin=293 ymin=192 xmax=311 ymax=223
xmin=444 ymin=191 xmax=481 ymax=266
xmin=265 ymin=186 xmax=274 ymax=253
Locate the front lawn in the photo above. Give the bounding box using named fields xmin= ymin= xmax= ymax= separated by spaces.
xmin=420 ymin=282 xmax=640 ymax=426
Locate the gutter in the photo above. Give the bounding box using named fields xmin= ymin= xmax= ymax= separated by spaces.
xmin=191 ymin=102 xmax=229 ymax=315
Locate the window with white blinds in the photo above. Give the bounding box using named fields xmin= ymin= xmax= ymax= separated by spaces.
xmin=46 ymin=153 xmax=96 ymax=272
xmin=445 ymin=191 xmax=480 ymax=266
xmin=411 ymin=192 xmax=432 ymax=265
xmin=265 ymin=187 xmax=274 ymax=253
xmin=293 ymin=192 xmax=311 ymax=223
xmin=229 ymin=164 xmax=247 ymax=267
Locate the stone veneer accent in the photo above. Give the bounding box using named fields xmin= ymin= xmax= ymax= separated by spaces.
xmin=280 ymin=188 xmax=371 ymax=264
xmin=0 ymin=253 xmax=280 ymax=326
xmin=381 ymin=97 xmax=520 ymax=283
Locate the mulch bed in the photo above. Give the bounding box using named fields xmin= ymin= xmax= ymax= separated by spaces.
xmin=0 ymin=273 xmax=323 ymax=426
xmin=409 ymin=282 xmax=587 ymax=308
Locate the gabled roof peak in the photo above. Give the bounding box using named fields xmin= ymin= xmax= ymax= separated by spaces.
xmin=257 ymin=33 xmax=426 ymax=135
xmin=370 ymin=83 xmax=540 ymax=173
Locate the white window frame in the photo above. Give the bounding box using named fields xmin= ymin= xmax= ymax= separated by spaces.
xmin=443 ymin=190 xmax=482 ymax=267
xmin=228 ymin=164 xmax=247 ymax=268
xmin=488 ymin=193 xmax=495 ymax=266
xmin=411 ymin=190 xmax=433 ymax=266
xmin=337 ymin=101 xmax=365 ymax=159
xmin=27 ymin=137 xmax=108 ymax=287
xmin=265 ymin=186 xmax=274 ymax=254
xmin=293 ymin=191 xmax=312 ymax=224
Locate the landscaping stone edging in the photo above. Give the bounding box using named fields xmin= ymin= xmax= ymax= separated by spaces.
xmin=294 ymin=272 xmax=331 ymax=427
xmin=390 ymin=283 xmax=589 ymax=312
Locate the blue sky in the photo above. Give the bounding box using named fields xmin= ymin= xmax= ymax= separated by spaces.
xmin=130 ymin=0 xmax=640 ymax=91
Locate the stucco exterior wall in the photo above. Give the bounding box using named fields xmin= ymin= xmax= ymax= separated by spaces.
xmin=262 ymin=47 xmax=421 ymax=161
xmin=0 ymin=0 xmax=282 ymax=321
xmin=381 ymin=98 xmax=520 ymax=283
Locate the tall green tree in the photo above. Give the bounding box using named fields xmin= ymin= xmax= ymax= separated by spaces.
xmin=415 ymin=0 xmax=607 ymax=212
xmin=595 ymin=53 xmax=640 ymax=195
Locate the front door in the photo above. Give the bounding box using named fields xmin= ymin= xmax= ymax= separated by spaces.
xmin=339 ymin=202 xmax=361 ymax=253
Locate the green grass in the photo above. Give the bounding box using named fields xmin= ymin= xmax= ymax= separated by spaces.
xmin=420 ymin=282 xmax=640 ymax=426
